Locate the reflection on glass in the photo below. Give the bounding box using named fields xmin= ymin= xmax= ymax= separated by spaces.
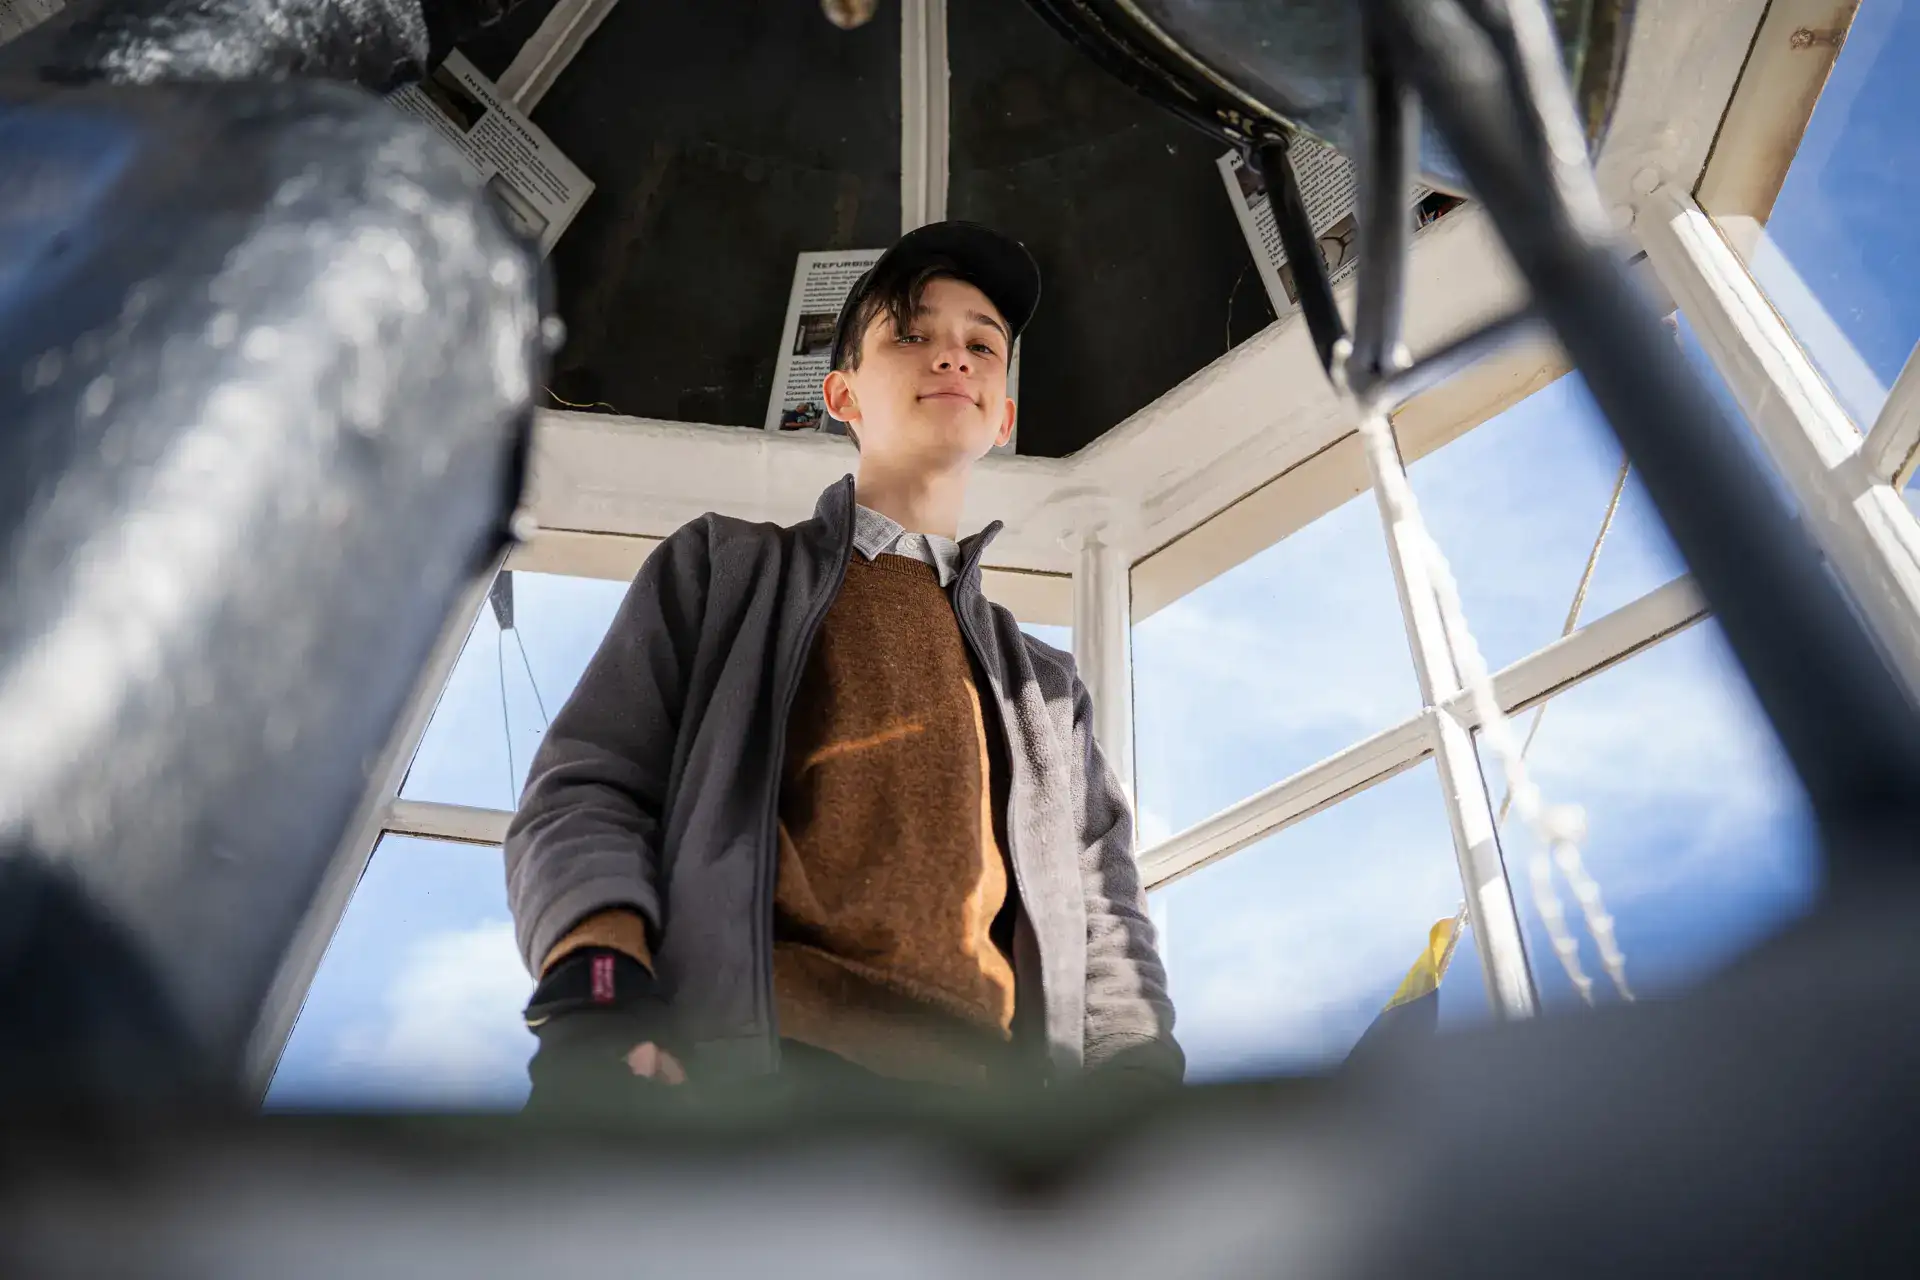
xmin=1482 ymin=622 xmax=1817 ymax=1010
xmin=1133 ymin=488 xmax=1417 ymax=841
xmin=267 ymin=835 xmax=533 ymax=1109
xmin=1152 ymin=763 xmax=1487 ymax=1080
xmin=403 ymin=571 xmax=631 ymax=811
xmin=1742 ymin=1 xmax=1920 ymax=430
xmin=1406 ymin=372 xmax=1687 ymax=674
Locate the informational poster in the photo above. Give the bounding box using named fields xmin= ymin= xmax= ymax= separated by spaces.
xmin=0 ymin=0 xmax=63 ymax=43
xmin=389 ymin=51 xmax=593 ymax=257
xmin=1218 ymin=142 xmax=1464 ymax=318
xmin=766 ymin=248 xmax=1020 ymax=455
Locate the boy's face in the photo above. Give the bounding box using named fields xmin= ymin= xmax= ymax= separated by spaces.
xmin=822 ymin=276 xmax=1017 ymax=469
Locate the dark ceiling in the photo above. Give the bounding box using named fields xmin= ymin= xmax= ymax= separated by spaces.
xmin=461 ymin=0 xmax=1273 ymax=459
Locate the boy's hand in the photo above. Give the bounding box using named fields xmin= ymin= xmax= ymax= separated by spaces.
xmin=522 ymin=948 xmax=682 ymax=1108
xmin=625 ymin=1041 xmax=686 ymax=1084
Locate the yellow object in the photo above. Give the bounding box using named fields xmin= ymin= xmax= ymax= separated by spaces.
xmin=1382 ymin=914 xmax=1465 ymax=1012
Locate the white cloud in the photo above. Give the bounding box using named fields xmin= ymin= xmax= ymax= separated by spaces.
xmin=328 ymin=920 xmax=536 ymax=1107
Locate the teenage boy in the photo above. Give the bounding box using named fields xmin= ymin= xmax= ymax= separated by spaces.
xmin=505 ymin=221 xmax=1181 ymax=1098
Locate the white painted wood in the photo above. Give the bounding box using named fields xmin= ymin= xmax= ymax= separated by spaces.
xmin=385 ymin=798 xmax=514 ymax=846
xmin=899 ymin=0 xmax=948 ymax=233
xmin=507 ymin=525 xmax=1071 ymax=623
xmin=497 ymin=0 xmax=621 ymax=112
xmin=1863 ymin=343 xmax=1920 ymax=489
xmin=1359 ymin=408 xmax=1536 ymax=1019
xmin=1637 ymin=186 xmax=1920 ymax=700
xmin=1072 ymin=531 xmax=1135 ymax=797
xmin=1139 ymin=576 xmax=1707 ymax=889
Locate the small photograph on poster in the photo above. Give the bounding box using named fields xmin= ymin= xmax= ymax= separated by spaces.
xmin=792 ymin=311 xmax=839 ymax=358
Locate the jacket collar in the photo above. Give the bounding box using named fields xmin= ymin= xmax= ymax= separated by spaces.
xmin=810 ymin=476 xmax=1002 ymax=585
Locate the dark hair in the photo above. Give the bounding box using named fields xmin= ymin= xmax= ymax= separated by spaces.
xmin=833 ymin=253 xmax=970 ymax=372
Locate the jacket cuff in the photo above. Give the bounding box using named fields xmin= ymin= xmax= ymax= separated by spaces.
xmin=541 ymin=908 xmax=654 ymax=976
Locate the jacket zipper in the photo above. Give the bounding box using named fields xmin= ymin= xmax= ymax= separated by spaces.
xmin=754 ymin=487 xmax=855 ymax=1068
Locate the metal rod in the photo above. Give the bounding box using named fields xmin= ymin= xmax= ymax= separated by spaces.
xmin=1382 ymin=308 xmax=1545 ymax=408
xmin=1370 ymin=0 xmax=1920 ymax=853
xmin=1253 ymin=139 xmax=1349 ymax=376
xmin=1348 ymin=42 xmax=1415 ymax=396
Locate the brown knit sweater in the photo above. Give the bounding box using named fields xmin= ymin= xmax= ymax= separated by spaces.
xmin=773 ymin=554 xmax=1017 ymax=1084
xmin=543 ymin=554 xmax=1017 ymax=1085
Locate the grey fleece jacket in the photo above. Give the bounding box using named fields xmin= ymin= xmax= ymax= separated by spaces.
xmin=503 ymin=477 xmax=1182 ymax=1083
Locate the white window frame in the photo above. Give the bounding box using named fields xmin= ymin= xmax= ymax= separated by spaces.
xmin=255 ymin=0 xmax=1892 ymax=1083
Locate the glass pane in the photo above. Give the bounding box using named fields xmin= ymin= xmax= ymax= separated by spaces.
xmin=1133 ymin=488 xmax=1417 ymax=842
xmin=1482 ymin=622 xmax=1818 ymax=1010
xmin=267 ymin=835 xmax=533 ymax=1109
xmin=404 ymin=570 xmax=631 ymax=811
xmin=1406 ymin=372 xmax=1686 ymax=674
xmin=1152 ymin=762 xmax=1487 ymax=1080
xmin=1743 ymin=1 xmax=1920 ymax=429
xmin=1022 ymin=622 xmax=1071 ymax=651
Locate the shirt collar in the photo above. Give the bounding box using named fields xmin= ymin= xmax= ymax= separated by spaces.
xmin=853 ymin=504 xmax=962 ymax=588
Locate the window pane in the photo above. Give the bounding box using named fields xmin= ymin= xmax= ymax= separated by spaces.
xmin=1153 ymin=762 xmax=1488 ymax=1080
xmin=1133 ymin=489 xmax=1417 ymax=842
xmin=1743 ymin=1 xmax=1920 ymax=429
xmin=267 ymin=835 xmax=533 ymax=1109
xmin=1022 ymin=622 xmax=1071 ymax=651
xmin=1406 ymin=372 xmax=1686 ymax=674
xmin=403 ymin=570 xmax=630 ymax=811
xmin=1482 ymin=622 xmax=1818 ymax=1010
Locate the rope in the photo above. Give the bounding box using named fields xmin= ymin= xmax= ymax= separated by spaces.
xmin=511 ymin=628 xmax=551 ymax=730
xmin=1354 ymin=403 xmax=1632 ymax=1005
xmin=1496 ymin=454 xmax=1631 ymax=825
xmin=496 ymin=626 xmax=517 ymax=807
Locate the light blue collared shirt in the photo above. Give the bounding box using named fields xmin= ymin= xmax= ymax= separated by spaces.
xmin=852 ymin=504 xmax=963 ymax=588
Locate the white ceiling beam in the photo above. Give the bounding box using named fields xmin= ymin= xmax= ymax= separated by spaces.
xmin=385 ymin=798 xmax=514 ymax=846
xmin=1139 ymin=575 xmax=1707 ymax=890
xmin=497 ymin=0 xmax=621 ymax=113
xmin=508 ymin=522 xmax=1074 ymax=625
xmin=899 ymin=0 xmax=949 ymax=233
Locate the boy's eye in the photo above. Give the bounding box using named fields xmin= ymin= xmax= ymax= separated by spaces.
xmin=969 ymin=343 xmax=1000 ymax=357
xmin=898 ymin=333 xmax=925 ymax=344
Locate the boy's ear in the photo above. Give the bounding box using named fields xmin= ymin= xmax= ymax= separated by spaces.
xmin=994 ymin=396 xmax=1017 ymax=449
xmin=823 ymin=368 xmax=859 ymax=426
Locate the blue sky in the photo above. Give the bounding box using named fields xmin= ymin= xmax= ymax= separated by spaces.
xmin=266 ymin=4 xmax=1913 ymax=1105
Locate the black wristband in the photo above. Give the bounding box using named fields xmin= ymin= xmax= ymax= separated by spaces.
xmin=523 ymin=947 xmax=660 ymax=1029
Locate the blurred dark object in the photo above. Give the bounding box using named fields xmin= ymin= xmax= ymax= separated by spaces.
xmin=0 ymin=11 xmax=541 ymax=1094
xmin=3 ymin=890 xmax=1920 ymax=1276
xmin=0 ymin=0 xmax=533 ymax=90
xmin=1018 ymin=0 xmax=1631 ymax=190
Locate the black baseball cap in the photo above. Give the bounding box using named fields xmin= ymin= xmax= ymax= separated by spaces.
xmin=828 ymin=220 xmax=1042 ymax=373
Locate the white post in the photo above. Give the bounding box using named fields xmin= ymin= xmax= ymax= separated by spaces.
xmin=497 ymin=0 xmax=622 ymax=113
xmin=899 ymin=0 xmax=949 ymax=233
xmin=1363 ymin=411 xmax=1539 ymax=1021
xmin=1637 ymin=185 xmax=1920 ymax=701
xmin=1073 ymin=527 xmax=1136 ymax=800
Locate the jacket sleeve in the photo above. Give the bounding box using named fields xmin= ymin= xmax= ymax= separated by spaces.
xmin=1071 ymin=676 xmax=1185 ymax=1082
xmin=504 ymin=522 xmax=711 ymax=976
